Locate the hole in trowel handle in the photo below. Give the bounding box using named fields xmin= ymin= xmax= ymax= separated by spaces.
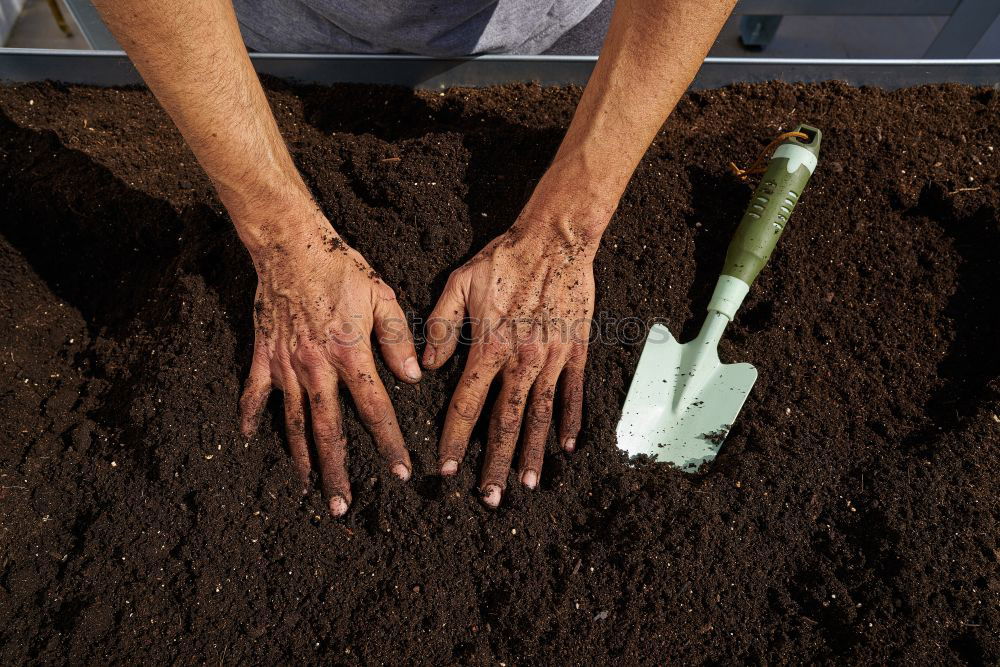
xmin=794 ymin=127 xmax=819 ymax=145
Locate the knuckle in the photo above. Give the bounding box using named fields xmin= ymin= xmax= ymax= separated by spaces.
xmin=315 ymin=425 xmax=347 ymax=451
xmin=516 ymin=342 xmax=543 ymax=367
xmin=345 ymin=364 xmax=380 ymax=392
xmin=377 ymin=281 xmax=397 ymax=300
xmin=294 ymin=342 xmax=326 ymax=368
xmin=549 ymin=339 xmax=573 ymax=362
xmin=360 ymin=398 xmax=392 ymax=428
xmin=252 ymin=342 xmax=272 ymax=365
xmin=326 ymin=340 xmax=350 ymax=364
xmin=494 ymin=412 xmax=523 ymax=438
xmin=328 ymin=319 xmax=369 ymax=349
xmin=274 ymin=345 xmax=294 ymax=367
xmin=528 ymin=397 xmax=553 ymax=423
xmin=452 ymin=396 xmax=481 ymax=420
xmin=329 ymin=341 xmax=368 ymax=371
xmin=482 ymin=338 xmax=511 ymax=362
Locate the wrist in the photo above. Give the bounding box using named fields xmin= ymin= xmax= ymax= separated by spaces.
xmin=515 ymin=161 xmax=619 ymax=252
xmin=231 ymin=192 xmax=337 ymax=268
xmin=512 ymin=210 xmax=606 ymax=257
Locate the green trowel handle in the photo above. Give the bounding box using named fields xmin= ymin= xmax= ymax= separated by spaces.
xmin=722 ymin=125 xmax=822 ymax=286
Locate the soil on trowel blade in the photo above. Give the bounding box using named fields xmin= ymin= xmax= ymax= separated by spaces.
xmin=0 ymin=79 xmax=998 ymax=664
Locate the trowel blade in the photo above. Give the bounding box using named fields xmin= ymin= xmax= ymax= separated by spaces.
xmin=616 ymin=323 xmax=758 ymax=471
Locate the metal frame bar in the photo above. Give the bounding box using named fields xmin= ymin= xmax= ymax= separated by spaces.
xmin=59 ymin=0 xmax=118 ymax=50
xmin=736 ymin=0 xmax=1000 ymax=57
xmin=2 ymin=50 xmax=1000 ymax=89
xmin=735 ymin=0 xmax=961 ymax=16
xmin=0 ymin=0 xmax=28 ymax=47
xmin=925 ymin=0 xmax=1000 ymax=58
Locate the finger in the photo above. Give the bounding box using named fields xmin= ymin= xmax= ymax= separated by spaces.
xmin=372 ymin=283 xmax=421 ymax=384
xmin=422 ymin=269 xmax=469 ymax=370
xmin=338 ymin=348 xmax=412 ymax=481
xmin=239 ymin=343 xmax=272 ymax=438
xmin=305 ymin=375 xmax=352 ymax=517
xmin=281 ymin=376 xmax=312 ymax=494
xmin=480 ymin=355 xmax=543 ymax=507
xmin=517 ymin=361 xmax=562 ymax=489
xmin=437 ymin=340 xmax=506 ymax=475
xmin=558 ymin=344 xmax=588 ymax=453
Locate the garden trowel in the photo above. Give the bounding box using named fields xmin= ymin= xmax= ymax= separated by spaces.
xmin=617 ymin=125 xmax=822 ymax=471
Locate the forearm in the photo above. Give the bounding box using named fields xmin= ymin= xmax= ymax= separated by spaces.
xmin=93 ymin=0 xmax=318 ymax=256
xmin=522 ymin=0 xmax=737 ymax=245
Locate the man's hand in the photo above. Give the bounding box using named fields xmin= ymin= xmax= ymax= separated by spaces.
xmin=238 ymin=212 xmax=421 ymax=516
xmin=92 ymin=0 xmax=425 ymax=515
xmin=422 ymin=0 xmax=737 ymax=507
xmin=423 ymin=217 xmax=596 ymax=506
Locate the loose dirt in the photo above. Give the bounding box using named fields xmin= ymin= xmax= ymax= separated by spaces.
xmin=1 ymin=80 xmax=997 ymax=664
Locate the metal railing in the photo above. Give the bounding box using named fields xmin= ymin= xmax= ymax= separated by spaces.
xmin=735 ymin=0 xmax=998 ymax=56
xmin=2 ymin=49 xmax=999 ymax=89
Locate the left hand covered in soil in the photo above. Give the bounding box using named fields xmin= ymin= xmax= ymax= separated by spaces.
xmin=423 ymin=217 xmax=596 ymax=507
xmin=238 ymin=225 xmax=421 ymax=517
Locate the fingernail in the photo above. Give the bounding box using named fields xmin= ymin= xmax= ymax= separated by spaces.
xmin=521 ymin=470 xmax=538 ymax=489
xmin=329 ymin=495 xmax=349 ymax=517
xmin=562 ymin=437 xmax=576 ymax=453
xmin=439 ymin=459 xmax=458 ymax=476
xmin=482 ymin=484 xmax=502 ymax=508
xmin=403 ymin=356 xmax=422 ymax=382
xmin=423 ymin=348 xmax=436 ymax=367
xmin=392 ymin=462 xmax=411 ymax=481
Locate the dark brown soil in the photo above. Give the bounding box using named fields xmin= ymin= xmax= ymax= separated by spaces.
xmin=1 ymin=79 xmax=998 ymax=664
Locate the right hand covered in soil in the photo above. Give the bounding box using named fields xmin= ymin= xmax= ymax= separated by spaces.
xmin=238 ymin=217 xmax=421 ymax=517
xmin=423 ymin=216 xmax=597 ymax=507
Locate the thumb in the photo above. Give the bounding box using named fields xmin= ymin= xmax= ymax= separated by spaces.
xmin=423 ymin=269 xmax=469 ymax=370
xmin=372 ymin=282 xmax=422 ymax=383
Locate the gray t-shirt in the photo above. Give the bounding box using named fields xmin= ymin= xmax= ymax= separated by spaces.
xmin=233 ymin=0 xmax=602 ymax=55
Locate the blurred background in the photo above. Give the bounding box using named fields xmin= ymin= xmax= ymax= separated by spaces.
xmin=2 ymin=0 xmax=999 ymax=57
